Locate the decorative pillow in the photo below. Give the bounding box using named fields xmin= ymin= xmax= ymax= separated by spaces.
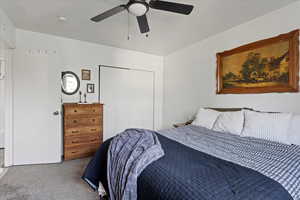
xmin=241 ymin=110 xmax=292 ymax=144
xmin=287 ymin=114 xmax=300 ymax=146
xmin=213 ymin=111 xmax=244 ymax=135
xmin=192 ymin=108 xmax=220 ymax=129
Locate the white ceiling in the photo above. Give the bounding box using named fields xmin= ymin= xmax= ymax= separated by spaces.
xmin=0 ymin=0 xmax=298 ymax=55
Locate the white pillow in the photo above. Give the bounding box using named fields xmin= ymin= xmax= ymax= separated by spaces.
xmin=192 ymin=108 xmax=220 ymax=129
xmin=241 ymin=110 xmax=292 ymax=144
xmin=287 ymin=114 xmax=300 ymax=146
xmin=213 ymin=111 xmax=244 ymax=135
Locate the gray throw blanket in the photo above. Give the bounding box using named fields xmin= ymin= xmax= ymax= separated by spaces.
xmin=107 ymin=129 xmax=165 ymax=200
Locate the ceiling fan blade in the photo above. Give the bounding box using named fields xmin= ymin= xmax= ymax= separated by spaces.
xmin=137 ymin=15 xmax=150 ymax=34
xmin=149 ymin=0 xmax=194 ymax=15
xmin=91 ymin=5 xmax=126 ymax=22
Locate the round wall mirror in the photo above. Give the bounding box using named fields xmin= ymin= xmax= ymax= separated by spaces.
xmin=61 ymin=71 xmax=80 ymax=95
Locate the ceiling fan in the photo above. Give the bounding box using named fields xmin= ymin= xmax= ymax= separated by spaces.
xmin=91 ymin=0 xmax=194 ymax=34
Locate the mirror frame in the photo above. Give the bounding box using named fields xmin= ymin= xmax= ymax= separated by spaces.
xmin=61 ymin=71 xmax=80 ymax=95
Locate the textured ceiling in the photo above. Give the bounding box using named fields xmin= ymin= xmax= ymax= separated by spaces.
xmin=0 ymin=0 xmax=299 ymax=55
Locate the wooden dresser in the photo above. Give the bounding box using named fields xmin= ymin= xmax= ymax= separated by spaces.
xmin=63 ymin=103 xmax=103 ymax=160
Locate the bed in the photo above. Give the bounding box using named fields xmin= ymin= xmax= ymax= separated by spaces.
xmin=82 ymin=124 xmax=300 ymax=200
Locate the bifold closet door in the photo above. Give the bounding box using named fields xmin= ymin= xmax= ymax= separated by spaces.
xmin=100 ymin=67 xmax=154 ymax=140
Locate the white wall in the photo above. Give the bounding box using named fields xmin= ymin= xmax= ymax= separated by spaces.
xmin=15 ymin=29 xmax=164 ymax=130
xmin=163 ymin=1 xmax=300 ymax=128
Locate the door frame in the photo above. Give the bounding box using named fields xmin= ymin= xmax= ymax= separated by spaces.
xmin=98 ymin=65 xmax=156 ymax=130
xmin=4 ymin=49 xmax=14 ymax=167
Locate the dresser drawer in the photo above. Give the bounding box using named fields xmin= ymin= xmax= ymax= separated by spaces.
xmin=65 ymin=126 xmax=102 ymax=137
xmin=64 ymin=117 xmax=102 ymax=128
xmin=64 ymin=104 xmax=103 ymax=117
xmin=64 ymin=144 xmax=100 ymax=161
xmin=65 ymin=133 xmax=101 ymax=147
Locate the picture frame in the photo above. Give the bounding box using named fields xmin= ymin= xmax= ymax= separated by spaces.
xmin=216 ymin=30 xmax=299 ymax=94
xmin=81 ymin=69 xmax=91 ymax=80
xmin=87 ymin=83 xmax=95 ymax=93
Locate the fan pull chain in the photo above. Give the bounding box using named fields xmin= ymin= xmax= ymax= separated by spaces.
xmin=145 ymin=14 xmax=149 ymax=38
xmin=127 ymin=11 xmax=130 ymax=40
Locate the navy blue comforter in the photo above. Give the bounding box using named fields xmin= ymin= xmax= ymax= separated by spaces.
xmin=83 ymin=134 xmax=292 ymax=200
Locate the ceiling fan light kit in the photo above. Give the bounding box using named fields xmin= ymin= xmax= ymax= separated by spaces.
xmin=91 ymin=0 xmax=194 ymax=34
xmin=128 ymin=0 xmax=149 ymax=17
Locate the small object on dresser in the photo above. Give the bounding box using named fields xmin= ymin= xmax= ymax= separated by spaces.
xmin=84 ymin=93 xmax=87 ymax=103
xmin=79 ymin=91 xmax=82 ymax=103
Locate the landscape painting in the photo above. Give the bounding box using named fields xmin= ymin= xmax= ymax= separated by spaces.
xmin=217 ymin=30 xmax=299 ymax=94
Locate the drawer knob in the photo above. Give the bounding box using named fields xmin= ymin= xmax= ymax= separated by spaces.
xmin=72 ymin=130 xmax=79 ymax=133
xmin=74 ymin=110 xmax=77 ymax=113
xmin=91 ymin=129 xmax=97 ymax=131
xmin=73 ymin=120 xmax=77 ymax=123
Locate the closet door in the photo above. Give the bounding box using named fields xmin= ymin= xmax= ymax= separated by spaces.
xmin=100 ymin=67 xmax=154 ymax=140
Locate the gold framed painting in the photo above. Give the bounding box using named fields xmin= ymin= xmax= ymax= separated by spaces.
xmin=216 ymin=30 xmax=299 ymax=94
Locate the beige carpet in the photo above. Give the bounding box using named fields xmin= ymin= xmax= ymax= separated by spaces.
xmin=0 ymin=158 xmax=99 ymax=200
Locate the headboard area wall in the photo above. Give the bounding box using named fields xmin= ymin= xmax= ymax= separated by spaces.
xmin=163 ymin=1 xmax=300 ymax=128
